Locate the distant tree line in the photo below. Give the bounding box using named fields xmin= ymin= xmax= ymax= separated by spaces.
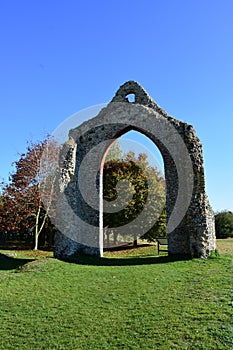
xmin=1 ymin=135 xmax=232 ymax=252
xmin=1 ymin=137 xmax=232 ymax=251
xmin=215 ymin=211 xmax=233 ymax=239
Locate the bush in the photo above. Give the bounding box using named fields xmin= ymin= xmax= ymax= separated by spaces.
xmin=215 ymin=211 xmax=233 ymax=238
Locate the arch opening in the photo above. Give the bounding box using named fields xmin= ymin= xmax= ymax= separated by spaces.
xmin=100 ymin=129 xmax=167 ymax=252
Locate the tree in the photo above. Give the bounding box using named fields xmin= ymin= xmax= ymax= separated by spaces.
xmin=103 ymin=148 xmax=166 ymax=247
xmin=144 ymin=207 xmax=166 ymax=241
xmin=215 ymin=211 xmax=233 ymax=238
xmin=0 ymin=137 xmax=59 ymax=250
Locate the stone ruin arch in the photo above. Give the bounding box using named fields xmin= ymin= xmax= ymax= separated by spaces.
xmin=54 ymin=81 xmax=216 ymax=259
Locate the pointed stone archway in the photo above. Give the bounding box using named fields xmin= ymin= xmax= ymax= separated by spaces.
xmin=54 ymin=81 xmax=216 ymax=259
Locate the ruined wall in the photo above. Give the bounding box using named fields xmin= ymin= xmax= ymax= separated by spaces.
xmin=54 ymin=81 xmax=216 ymax=259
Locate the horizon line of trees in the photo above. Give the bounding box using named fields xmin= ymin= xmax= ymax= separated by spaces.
xmin=0 ymin=137 xmax=232 ymax=250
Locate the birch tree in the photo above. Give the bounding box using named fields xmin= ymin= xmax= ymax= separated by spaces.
xmin=0 ymin=137 xmax=59 ymax=250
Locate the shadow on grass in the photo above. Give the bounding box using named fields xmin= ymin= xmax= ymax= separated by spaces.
xmin=0 ymin=242 xmax=53 ymax=251
xmin=64 ymin=254 xmax=191 ymax=267
xmin=0 ymin=253 xmax=34 ymax=271
xmin=103 ymin=243 xmax=153 ymax=252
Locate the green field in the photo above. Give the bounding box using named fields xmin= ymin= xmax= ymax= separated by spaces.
xmin=0 ymin=240 xmax=232 ymax=349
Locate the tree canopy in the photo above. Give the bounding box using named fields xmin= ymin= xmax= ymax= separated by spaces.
xmin=215 ymin=211 xmax=233 ymax=239
xmin=103 ymin=142 xmax=166 ymax=247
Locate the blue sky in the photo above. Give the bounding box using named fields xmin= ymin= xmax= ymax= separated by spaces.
xmin=0 ymin=0 xmax=232 ymax=212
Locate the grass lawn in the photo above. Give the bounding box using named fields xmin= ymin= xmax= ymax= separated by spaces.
xmin=0 ymin=240 xmax=232 ymax=349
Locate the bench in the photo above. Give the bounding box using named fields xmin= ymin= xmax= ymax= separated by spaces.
xmin=156 ymin=238 xmax=168 ymax=255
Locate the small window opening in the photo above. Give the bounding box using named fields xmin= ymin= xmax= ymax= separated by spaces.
xmin=126 ymin=94 xmax=135 ymax=103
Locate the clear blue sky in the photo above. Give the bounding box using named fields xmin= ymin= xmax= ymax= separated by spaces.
xmin=0 ymin=0 xmax=232 ymax=212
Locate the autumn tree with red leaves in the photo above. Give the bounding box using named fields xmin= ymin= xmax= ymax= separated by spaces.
xmin=0 ymin=137 xmax=59 ymax=250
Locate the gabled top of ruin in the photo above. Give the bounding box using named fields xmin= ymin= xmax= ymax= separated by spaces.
xmin=111 ymin=80 xmax=168 ymax=117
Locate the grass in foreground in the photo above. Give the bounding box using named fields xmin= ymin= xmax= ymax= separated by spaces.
xmin=0 ymin=241 xmax=232 ymax=350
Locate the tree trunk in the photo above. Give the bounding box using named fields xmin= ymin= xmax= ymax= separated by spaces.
xmin=34 ymin=205 xmax=40 ymax=250
xmin=34 ymin=202 xmax=48 ymax=250
xmin=34 ymin=233 xmax=39 ymax=251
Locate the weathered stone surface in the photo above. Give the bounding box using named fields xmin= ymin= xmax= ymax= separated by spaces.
xmin=54 ymin=81 xmax=216 ymax=259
